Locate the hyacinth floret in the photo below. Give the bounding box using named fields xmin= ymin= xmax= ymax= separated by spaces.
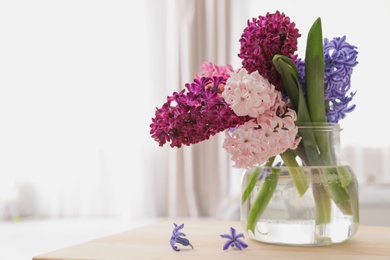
xmin=326 ymin=92 xmax=356 ymax=123
xmin=238 ymin=11 xmax=301 ymax=93
xmin=220 ymin=227 xmax=248 ymax=250
xmin=195 ymin=62 xmax=234 ymax=94
xmin=170 ymin=223 xmax=193 ymax=251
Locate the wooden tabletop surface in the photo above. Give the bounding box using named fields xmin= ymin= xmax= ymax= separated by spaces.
xmin=33 ymin=219 xmax=390 ymax=260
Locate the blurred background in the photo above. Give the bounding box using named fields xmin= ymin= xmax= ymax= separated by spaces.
xmin=1 ymin=0 xmax=389 ymax=259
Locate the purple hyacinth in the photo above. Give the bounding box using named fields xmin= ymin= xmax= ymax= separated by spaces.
xmin=296 ymin=36 xmax=358 ymax=122
xmin=324 ymin=36 xmax=358 ymax=122
xmin=220 ymin=227 xmax=248 ymax=250
xmin=170 ymin=223 xmax=193 ymax=251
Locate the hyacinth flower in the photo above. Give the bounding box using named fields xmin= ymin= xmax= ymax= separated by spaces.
xmin=296 ymin=36 xmax=358 ymax=122
xmin=220 ymin=227 xmax=248 ymax=250
xmin=324 ymin=36 xmax=358 ymax=122
xmin=238 ymin=11 xmax=301 ymax=93
xmin=222 ymin=68 xmax=301 ymax=168
xmin=170 ymin=223 xmax=193 ymax=251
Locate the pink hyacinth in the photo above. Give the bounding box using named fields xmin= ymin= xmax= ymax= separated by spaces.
xmin=195 ymin=62 xmax=234 ymax=80
xmin=223 ymin=111 xmax=300 ymax=168
xmin=195 ymin=62 xmax=235 ymax=94
xmin=221 ymin=68 xmax=300 ymax=168
xmin=222 ymin=69 xmax=280 ymax=118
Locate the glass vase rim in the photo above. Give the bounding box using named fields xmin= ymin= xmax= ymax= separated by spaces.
xmin=296 ymin=122 xmax=342 ymax=130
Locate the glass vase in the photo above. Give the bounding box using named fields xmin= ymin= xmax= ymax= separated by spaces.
xmin=240 ymin=123 xmax=359 ymax=246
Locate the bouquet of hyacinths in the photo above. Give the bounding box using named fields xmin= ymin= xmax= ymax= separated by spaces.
xmin=150 ymin=11 xmax=358 ymax=234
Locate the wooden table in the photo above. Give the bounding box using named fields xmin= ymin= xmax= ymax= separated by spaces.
xmin=33 ymin=219 xmax=390 ymax=259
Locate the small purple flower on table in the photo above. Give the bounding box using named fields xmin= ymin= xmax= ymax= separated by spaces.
xmin=220 ymin=227 xmax=248 ymax=250
xmin=170 ymin=223 xmax=193 ymax=251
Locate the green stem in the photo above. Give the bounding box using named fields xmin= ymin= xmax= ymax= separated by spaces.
xmin=241 ymin=168 xmax=261 ymax=205
xmin=280 ymin=149 xmax=308 ymax=196
xmin=297 ymin=127 xmax=332 ymax=225
xmin=315 ymin=130 xmax=354 ymax=215
xmin=312 ymin=168 xmax=331 ymax=225
xmin=338 ymin=165 xmax=353 ymax=189
xmin=246 ymin=167 xmax=280 ymax=233
xmin=242 ymin=157 xmax=275 ymax=204
xmin=323 ymin=167 xmax=353 ymax=215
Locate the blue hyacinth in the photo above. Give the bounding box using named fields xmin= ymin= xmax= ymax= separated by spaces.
xmin=296 ymin=36 xmax=358 ymax=122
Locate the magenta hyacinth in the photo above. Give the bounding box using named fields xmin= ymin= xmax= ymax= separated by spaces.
xmin=150 ymin=76 xmax=248 ymax=148
xmin=238 ymin=11 xmax=301 ymax=93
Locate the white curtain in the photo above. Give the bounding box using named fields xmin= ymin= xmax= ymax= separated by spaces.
xmin=152 ymin=0 xmax=234 ymax=218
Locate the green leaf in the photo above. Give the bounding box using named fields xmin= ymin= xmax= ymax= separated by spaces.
xmin=242 ymin=157 xmax=275 ymax=204
xmin=305 ymin=17 xmax=327 ymax=123
xmin=280 ymin=149 xmax=308 ymax=196
xmin=246 ymin=168 xmax=280 ymax=233
xmin=272 ymin=54 xmax=311 ymax=123
xmin=337 ymin=166 xmax=353 ymax=189
xmin=241 ymin=167 xmax=261 ymax=204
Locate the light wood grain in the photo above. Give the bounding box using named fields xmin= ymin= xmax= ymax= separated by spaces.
xmin=33 ymin=219 xmax=390 ymax=260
